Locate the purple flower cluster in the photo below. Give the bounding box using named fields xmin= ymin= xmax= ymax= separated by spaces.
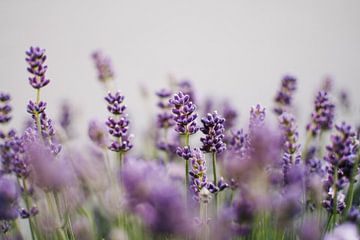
xmin=307 ymin=91 xmax=335 ymax=136
xmin=0 ymin=177 xmax=19 ymax=220
xmin=227 ymin=129 xmax=249 ymax=157
xmin=169 ymin=91 xmax=198 ymax=135
xmin=274 ymin=75 xmax=297 ymax=115
xmin=0 ymin=93 xmax=11 ymax=124
xmin=105 ymin=91 xmax=132 ymax=152
xmin=88 ymin=120 xmax=108 ymax=148
xmin=121 ymin=160 xmax=191 ymax=237
xmin=189 ymin=148 xmax=209 ymax=201
xmin=323 ymin=122 xmax=359 ymax=213
xmin=200 ymin=111 xmax=226 ymax=154
xmin=249 ymin=104 xmax=266 ymax=134
xmin=278 ymin=112 xmax=302 ymax=184
xmin=156 ymin=89 xmax=175 ymax=129
xmin=26 ymin=47 xmax=50 ymax=89
xmin=92 ymin=50 xmax=115 ymax=82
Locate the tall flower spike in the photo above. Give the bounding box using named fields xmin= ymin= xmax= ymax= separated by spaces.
xmin=105 ymin=91 xmax=133 ymax=153
xmin=169 ymin=91 xmax=198 ymax=135
xmin=189 ymin=148 xmax=209 ymax=202
xmin=249 ymin=104 xmax=266 ymax=134
xmin=25 ymin=46 xmax=50 ymax=89
xmin=92 ymin=50 xmax=115 ymax=82
xmin=278 ymin=112 xmax=302 ymax=184
xmin=0 ymin=93 xmax=11 ymax=124
xmin=200 ymin=111 xmax=226 ymax=154
xmin=322 ymin=122 xmax=359 ymax=214
xmin=306 ymin=91 xmax=335 ymax=137
xmin=273 ymin=75 xmax=297 ymax=115
xmin=156 ymin=89 xmax=175 ymax=129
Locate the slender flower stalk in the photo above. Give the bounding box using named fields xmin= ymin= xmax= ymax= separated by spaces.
xmin=170 ymin=91 xmax=198 ymax=190
xmin=105 ymin=91 xmax=133 ymax=166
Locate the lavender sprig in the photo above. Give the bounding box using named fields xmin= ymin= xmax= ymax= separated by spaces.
xmin=105 ymin=91 xmax=133 ymax=164
xmin=323 ymin=122 xmax=359 ymax=228
xmin=278 ymin=112 xmax=302 ymax=185
xmin=306 ymin=91 xmax=335 ymax=137
xmin=92 ymin=50 xmax=115 ymax=83
xmin=0 ymin=93 xmax=12 ymax=124
xmin=26 ymin=47 xmax=50 ymax=89
xmin=273 ymin=75 xmax=297 ymax=115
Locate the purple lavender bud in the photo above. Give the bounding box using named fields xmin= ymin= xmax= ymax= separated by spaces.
xmin=25 ymin=46 xmax=50 ymax=89
xmin=88 ymin=120 xmax=108 ymax=148
xmin=58 ymin=101 xmax=72 ymax=132
xmin=249 ymin=104 xmax=266 ymax=134
xmin=278 ymin=112 xmax=302 ymax=184
xmin=178 ymin=80 xmax=196 ymax=103
xmin=176 ymin=146 xmax=192 ymax=160
xmin=105 ymin=91 xmax=126 ymax=115
xmin=189 ymin=148 xmax=208 ymax=201
xmin=228 ymin=129 xmax=249 ymax=156
xmin=0 ymin=177 xmax=19 ymax=220
xmin=169 ymin=91 xmax=198 ymax=135
xmin=200 ymin=111 xmax=226 ymax=154
xmin=91 ymin=50 xmax=115 ymax=82
xmin=274 ymin=75 xmax=297 ymax=115
xmin=0 ymin=92 xmax=12 ymax=124
xmin=19 ymin=208 xmax=30 ymax=219
xmin=156 ymin=88 xmax=172 ymax=99
xmin=222 ymin=101 xmax=238 ymax=130
xmin=26 ymin=100 xmax=47 ymax=115
xmin=339 ymin=90 xmax=350 ymax=110
xmin=306 ymin=91 xmax=335 ymax=136
xmin=347 ymin=207 xmax=360 ymax=223
xmin=105 ymin=91 xmax=133 ymax=153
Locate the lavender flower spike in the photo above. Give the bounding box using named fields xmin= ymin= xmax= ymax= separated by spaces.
xmin=249 ymin=104 xmax=266 ymax=134
xmin=273 ymin=75 xmax=297 ymax=115
xmin=0 ymin=177 xmax=19 ymax=220
xmin=92 ymin=50 xmax=115 ymax=82
xmin=169 ymin=91 xmax=198 ymax=136
xmin=306 ymin=91 xmax=335 ymax=137
xmin=189 ymin=148 xmax=209 ymax=202
xmin=105 ymin=91 xmax=133 ymax=153
xmin=200 ymin=111 xmax=226 ymax=154
xmin=26 ymin=46 xmax=50 ymax=89
xmin=0 ymin=93 xmax=12 ymax=124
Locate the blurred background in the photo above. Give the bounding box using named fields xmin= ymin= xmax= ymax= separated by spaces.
xmin=1 ymin=0 xmax=360 ymax=150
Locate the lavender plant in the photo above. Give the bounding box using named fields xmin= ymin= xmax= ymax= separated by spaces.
xmin=2 ymin=46 xmax=360 ymax=240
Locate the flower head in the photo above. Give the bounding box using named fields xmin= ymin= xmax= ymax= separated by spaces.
xmin=306 ymin=91 xmax=335 ymax=136
xmin=169 ymin=91 xmax=198 ymax=135
xmin=274 ymin=75 xmax=297 ymax=115
xmin=26 ymin=46 xmax=50 ymax=89
xmin=92 ymin=50 xmax=115 ymax=82
xmin=0 ymin=93 xmax=12 ymax=124
xmin=0 ymin=177 xmax=19 ymax=220
xmin=200 ymin=111 xmax=226 ymax=154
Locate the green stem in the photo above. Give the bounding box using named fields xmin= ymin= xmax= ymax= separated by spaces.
xmin=344 ymin=153 xmax=360 ymax=217
xmin=22 ymin=179 xmax=37 ymax=240
xmin=185 ymin=133 xmax=190 ymax=190
xmin=302 ymin=131 xmax=313 ymax=162
xmin=212 ymin=152 xmax=218 ymax=216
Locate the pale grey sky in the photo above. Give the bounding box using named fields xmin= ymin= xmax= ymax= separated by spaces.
xmin=1 ymin=0 xmax=359 ymax=149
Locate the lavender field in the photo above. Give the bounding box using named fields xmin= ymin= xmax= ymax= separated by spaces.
xmin=0 ymin=46 xmax=359 ymax=240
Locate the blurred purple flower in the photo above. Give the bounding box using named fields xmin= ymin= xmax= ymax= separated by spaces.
xmin=0 ymin=92 xmax=12 ymax=124
xmin=91 ymin=50 xmax=115 ymax=82
xmin=306 ymin=91 xmax=335 ymax=137
xmin=0 ymin=177 xmax=19 ymax=220
xmin=88 ymin=120 xmax=109 ymax=148
xmin=274 ymin=75 xmax=297 ymax=115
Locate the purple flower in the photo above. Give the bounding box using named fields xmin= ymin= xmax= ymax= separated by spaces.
xmin=58 ymin=101 xmax=72 ymax=134
xmin=278 ymin=112 xmax=302 ymax=184
xmin=306 ymin=91 xmax=335 ymax=136
xmin=249 ymin=104 xmax=266 ymax=134
xmin=323 ymin=122 xmax=359 ymax=213
xmin=178 ymin=80 xmax=196 ymax=103
xmin=200 ymin=111 xmax=226 ymax=154
xmin=169 ymin=91 xmax=198 ymax=135
xmin=274 ymin=75 xmax=297 ymax=115
xmin=227 ymin=129 xmax=249 ymax=156
xmin=91 ymin=50 xmax=115 ymax=82
xmin=0 ymin=177 xmax=19 ymax=220
xmin=221 ymin=101 xmax=238 ymax=130
xmin=0 ymin=92 xmax=12 ymax=124
xmin=88 ymin=120 xmax=108 ymax=148
xmin=189 ymin=148 xmax=208 ymax=201
xmin=120 ymin=160 xmax=192 ymax=237
xmin=26 ymin=46 xmax=50 ymax=89
xmin=105 ymin=91 xmax=133 ymax=153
